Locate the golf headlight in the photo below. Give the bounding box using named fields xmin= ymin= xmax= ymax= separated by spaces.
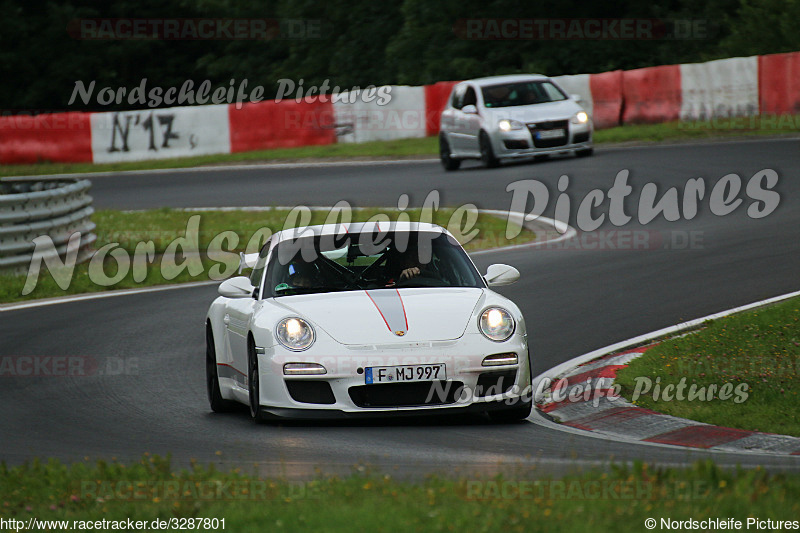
xmin=276 ymin=317 xmax=315 ymax=351
xmin=571 ymin=111 xmax=589 ymax=124
xmin=479 ymin=307 xmax=515 ymax=342
xmin=498 ymin=119 xmax=524 ymax=131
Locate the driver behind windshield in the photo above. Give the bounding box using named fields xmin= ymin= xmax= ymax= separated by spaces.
xmin=385 ymin=246 xmax=425 ymax=285
xmin=267 ymin=230 xmax=483 ymax=296
xmin=288 ymin=261 xmax=321 ymax=288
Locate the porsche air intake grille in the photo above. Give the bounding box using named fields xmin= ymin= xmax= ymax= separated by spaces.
xmin=348 ymin=381 xmax=464 ymax=408
xmin=476 ymin=370 xmax=517 ymax=397
xmin=285 ymin=380 xmax=336 ymax=404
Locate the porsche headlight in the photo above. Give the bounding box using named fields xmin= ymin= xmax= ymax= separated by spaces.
xmin=498 ymin=118 xmax=524 ymax=131
xmin=276 ymin=317 xmax=315 ymax=351
xmin=571 ymin=111 xmax=589 ymax=124
xmin=479 ymin=307 xmax=515 ymax=342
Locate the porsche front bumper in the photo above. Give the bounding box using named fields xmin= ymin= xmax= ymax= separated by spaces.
xmin=250 ymin=335 xmax=532 ymax=418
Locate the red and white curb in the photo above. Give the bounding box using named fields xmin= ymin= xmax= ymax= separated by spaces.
xmin=533 ymin=289 xmax=800 ymax=456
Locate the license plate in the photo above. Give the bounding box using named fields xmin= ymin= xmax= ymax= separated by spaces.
xmin=365 ymin=364 xmax=446 ymax=384
xmin=536 ymin=129 xmax=565 ymax=139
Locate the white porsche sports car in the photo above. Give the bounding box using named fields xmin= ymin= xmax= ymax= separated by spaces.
xmin=205 ymin=222 xmax=531 ymax=422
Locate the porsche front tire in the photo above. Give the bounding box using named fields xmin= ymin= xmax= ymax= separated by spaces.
xmin=206 ymin=326 xmax=237 ymax=413
xmin=248 ymin=336 xmax=268 ymax=423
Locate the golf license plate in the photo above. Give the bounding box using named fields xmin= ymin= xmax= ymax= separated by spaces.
xmin=365 ymin=363 xmax=446 ymax=384
xmin=536 ymin=129 xmax=565 ymax=139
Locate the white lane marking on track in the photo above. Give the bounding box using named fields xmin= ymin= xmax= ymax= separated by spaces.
xmin=0 ymin=281 xmax=218 ymax=312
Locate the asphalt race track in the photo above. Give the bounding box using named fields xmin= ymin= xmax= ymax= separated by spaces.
xmin=2 ymin=138 xmax=799 ymax=477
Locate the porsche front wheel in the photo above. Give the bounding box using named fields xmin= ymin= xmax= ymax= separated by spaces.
xmin=248 ymin=336 xmax=268 ymax=423
xmin=206 ymin=325 xmax=237 ymax=413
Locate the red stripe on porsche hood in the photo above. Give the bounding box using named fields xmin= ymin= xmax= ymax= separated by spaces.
xmin=365 ymin=289 xmax=408 ymax=334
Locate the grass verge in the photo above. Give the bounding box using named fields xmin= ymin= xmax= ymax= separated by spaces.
xmin=0 ymin=207 xmax=534 ymax=304
xmin=0 ymin=115 xmax=798 ymax=178
xmin=594 ymin=114 xmax=800 ymax=144
xmin=0 ymin=138 xmax=439 ymax=178
xmin=615 ymin=296 xmax=800 ymax=437
xmin=1 ymin=455 xmax=799 ymax=532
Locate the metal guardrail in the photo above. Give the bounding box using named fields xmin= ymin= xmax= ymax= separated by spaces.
xmin=0 ymin=179 xmax=96 ymax=273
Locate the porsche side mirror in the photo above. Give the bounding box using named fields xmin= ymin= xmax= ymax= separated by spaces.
xmin=485 ymin=264 xmax=520 ymax=287
xmin=570 ymin=94 xmax=583 ymax=103
xmin=219 ymin=276 xmax=255 ymax=298
xmin=461 ymin=104 xmax=478 ymax=114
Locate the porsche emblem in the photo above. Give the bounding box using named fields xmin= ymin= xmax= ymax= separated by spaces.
xmin=394 ymin=331 xmax=406 ymax=337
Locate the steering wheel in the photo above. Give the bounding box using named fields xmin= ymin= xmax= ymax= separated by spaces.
xmin=393 ymin=275 xmax=444 ymax=288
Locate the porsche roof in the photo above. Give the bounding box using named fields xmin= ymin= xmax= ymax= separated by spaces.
xmin=272 ymin=221 xmax=449 ymax=244
xmin=239 ymin=222 xmax=454 ymax=270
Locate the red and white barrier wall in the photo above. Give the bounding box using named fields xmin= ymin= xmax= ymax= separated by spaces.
xmin=551 ymin=74 xmax=593 ymax=115
xmin=228 ymin=98 xmax=335 ymax=153
xmin=333 ymin=86 xmax=426 ymax=143
xmin=587 ymin=70 xmax=624 ymax=129
xmin=621 ymin=64 xmax=682 ymax=124
xmin=424 ymin=81 xmax=459 ymax=137
xmin=90 ymin=104 xmax=231 ymax=163
xmin=759 ymin=51 xmax=800 ymax=115
xmin=679 ymin=56 xmax=758 ymax=120
xmin=0 ymin=51 xmax=797 ymax=164
xmin=0 ymin=112 xmax=93 ymax=164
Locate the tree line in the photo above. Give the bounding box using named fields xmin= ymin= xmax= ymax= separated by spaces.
xmin=2 ymin=0 xmax=797 ymax=113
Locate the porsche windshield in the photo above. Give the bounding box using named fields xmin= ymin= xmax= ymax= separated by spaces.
xmin=264 ymin=231 xmax=484 ymax=296
xmin=482 ymin=81 xmax=567 ymax=108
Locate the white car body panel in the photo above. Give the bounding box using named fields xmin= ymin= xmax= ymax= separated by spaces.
xmin=206 ymin=222 xmax=531 ymax=419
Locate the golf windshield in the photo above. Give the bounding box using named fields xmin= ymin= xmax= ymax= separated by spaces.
xmin=264 ymin=231 xmax=484 ymax=296
xmin=482 ymin=81 xmax=567 ymax=108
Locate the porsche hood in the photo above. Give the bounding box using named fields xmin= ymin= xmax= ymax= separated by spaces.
xmin=275 ymin=288 xmax=485 ymax=345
